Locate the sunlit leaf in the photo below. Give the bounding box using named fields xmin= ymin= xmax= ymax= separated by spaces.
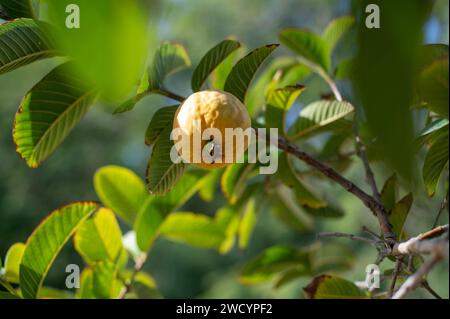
xmin=238 ymin=198 xmax=257 ymax=249
xmin=74 ymin=208 xmax=123 ymax=264
xmin=198 ymin=168 xmax=223 ymax=202
xmin=221 ymin=163 xmax=256 ymax=204
xmin=246 ymin=57 xmax=310 ymax=116
xmin=3 ymin=243 xmax=25 ymax=284
xmin=19 ymin=202 xmax=98 ymax=299
xmin=94 ymin=166 xmax=147 ymax=224
xmin=159 ymin=212 xmax=226 ymax=249
xmin=215 ymin=206 xmax=240 ymax=254
xmin=135 ymin=170 xmax=207 ymax=251
xmin=211 ymin=44 xmax=245 ymax=90
xmin=322 ymin=16 xmax=355 ymax=54
xmin=265 ymin=85 xmax=305 ymax=133
xmin=287 ymin=100 xmax=354 ymax=139
xmin=13 ymin=62 xmax=97 ymax=168
xmin=304 ymin=275 xmax=366 ymax=299
xmin=191 ymin=39 xmax=241 ymax=92
xmin=224 ymin=44 xmax=279 ymax=102
xmin=280 ymin=28 xmax=329 ymax=71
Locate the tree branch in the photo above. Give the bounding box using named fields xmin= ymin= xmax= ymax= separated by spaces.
xmin=276 ymin=135 xmax=396 ymax=242
xmin=393 ymin=225 xmax=449 ymax=256
xmin=392 ymin=238 xmax=448 ymax=299
xmin=353 ymin=122 xmax=382 ymax=203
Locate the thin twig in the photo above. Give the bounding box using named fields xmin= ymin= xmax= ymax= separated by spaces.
xmin=389 ymin=258 xmax=403 ymax=298
xmin=353 ymin=122 xmax=382 ymax=204
xmin=118 ymin=255 xmax=147 ymax=299
xmin=433 ymin=192 xmax=448 ymax=228
xmin=421 ymin=280 xmax=443 ymax=299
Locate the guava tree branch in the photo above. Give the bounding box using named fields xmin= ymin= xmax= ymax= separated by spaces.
xmin=392 ymin=236 xmax=448 ymax=299
xmin=276 ymin=136 xmax=396 ymax=242
xmin=392 ymin=225 xmax=449 ymax=256
xmin=156 ymin=89 xmax=396 ymax=242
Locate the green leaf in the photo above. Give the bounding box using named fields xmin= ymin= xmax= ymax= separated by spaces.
xmin=0 ymin=291 xmax=20 ymax=299
xmin=417 ymin=59 xmax=449 ymax=119
xmin=0 ymin=0 xmax=35 ymax=19
xmin=221 ymin=163 xmax=255 ymax=204
xmin=0 ymin=18 xmax=56 ymax=75
xmin=271 ymin=186 xmax=313 ymax=232
xmin=159 ymin=212 xmax=226 ymax=249
xmin=265 ymin=85 xmax=305 ymax=133
xmin=224 ymin=44 xmax=279 ymax=102
xmin=146 ymin=124 xmax=187 ymax=195
xmin=74 ymin=208 xmax=123 ymax=264
xmin=280 ymin=28 xmax=329 ymax=71
xmin=135 ymin=170 xmax=207 ymax=251
xmin=215 ymin=206 xmax=240 ymax=254
xmin=322 ymin=16 xmax=355 ymax=54
xmin=94 ymin=165 xmax=147 ymax=224
xmin=416 ymin=44 xmax=449 ymax=72
xmin=287 ymin=100 xmax=354 ymax=139
xmin=145 ymin=105 xmax=178 ymax=146
xmin=19 ymin=202 xmax=98 ymax=299
xmin=423 ymin=130 xmax=449 ymax=196
xmin=37 ymin=287 xmax=74 ymax=299
xmin=198 ymin=169 xmax=223 ymax=202
xmin=91 ymin=261 xmax=121 ymax=299
xmin=149 ymin=42 xmax=191 ymax=90
xmin=389 ymin=193 xmax=413 ymax=241
xmin=246 ymin=57 xmax=310 ymax=116
xmin=238 ymin=198 xmax=257 ymax=249
xmin=122 ymin=271 xmax=161 ymax=299
xmin=304 ymin=275 xmax=366 ymax=299
xmin=277 ymin=153 xmax=325 ymax=208
xmin=13 ymin=62 xmax=97 ymax=168
xmin=240 ymin=246 xmax=311 ymax=285
xmin=420 ymin=118 xmax=449 ymax=137
xmin=381 ymin=174 xmax=398 ymax=211
xmin=191 ymin=39 xmax=241 ymax=92
xmin=3 ymin=243 xmax=25 ymax=284
xmin=76 ymin=268 xmax=94 ymax=299
xmin=335 ymin=58 xmax=355 ymax=80
xmin=211 ymin=44 xmax=244 ymax=90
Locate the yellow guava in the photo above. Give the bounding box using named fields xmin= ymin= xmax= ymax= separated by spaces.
xmin=173 ymin=90 xmax=251 ymax=169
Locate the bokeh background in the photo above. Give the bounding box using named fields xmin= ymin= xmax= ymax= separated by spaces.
xmin=1 ymin=0 xmax=448 ymax=298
